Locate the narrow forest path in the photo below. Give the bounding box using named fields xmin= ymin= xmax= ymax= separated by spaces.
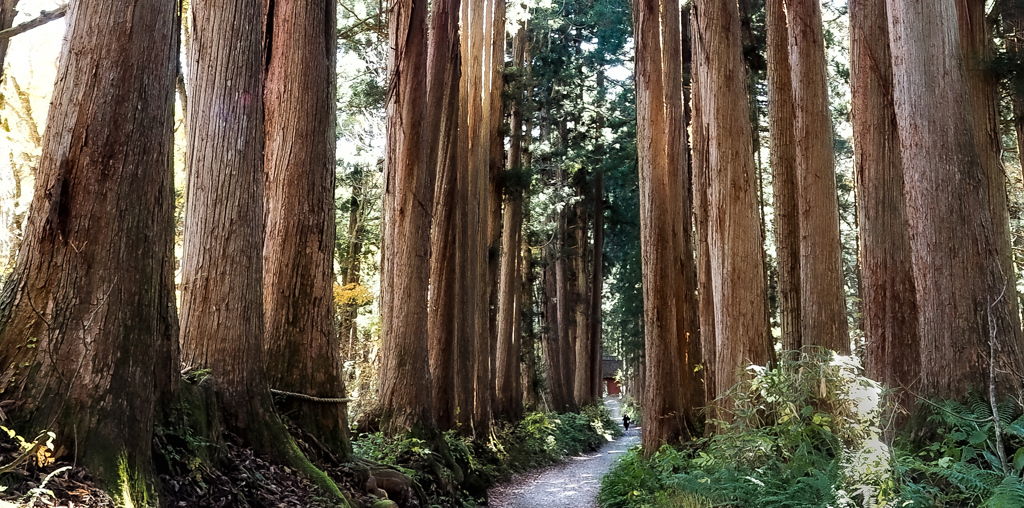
xmin=486 ymin=397 xmax=640 ymax=508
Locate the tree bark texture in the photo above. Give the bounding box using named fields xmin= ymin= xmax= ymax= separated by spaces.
xmin=454 ymin=0 xmax=476 ymax=433
xmin=555 ymin=204 xmax=577 ymax=412
xmin=486 ymin=0 xmax=506 ymax=425
xmin=542 ymin=247 xmax=568 ymax=410
xmin=263 ymin=0 xmax=350 ymax=457
xmin=589 ymin=172 xmax=605 ymax=402
xmin=426 ymin=0 xmax=462 ymax=432
xmin=886 ymin=0 xmax=1024 ymax=397
xmin=786 ymin=0 xmax=849 ymax=353
xmin=690 ymin=4 xmax=716 ymax=409
xmin=850 ymin=0 xmax=920 ymax=410
xmin=766 ymin=0 xmax=802 ymax=352
xmin=573 ymin=198 xmax=595 ymax=407
xmin=957 ymin=0 xmax=1022 ymax=338
xmin=379 ymin=0 xmax=436 ymax=436
xmin=693 ymin=0 xmax=771 ymax=418
xmin=0 ymin=0 xmax=178 ymax=485
xmin=634 ymin=0 xmax=700 ymax=453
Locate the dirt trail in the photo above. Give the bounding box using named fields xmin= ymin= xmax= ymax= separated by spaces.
xmin=486 ymin=397 xmax=640 ymax=508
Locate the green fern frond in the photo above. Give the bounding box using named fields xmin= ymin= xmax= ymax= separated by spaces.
xmin=984 ymin=476 xmax=1024 ymax=508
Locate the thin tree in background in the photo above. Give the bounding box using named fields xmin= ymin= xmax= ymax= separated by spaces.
xmin=850 ymin=0 xmax=919 ymax=412
xmin=379 ymin=0 xmax=436 ymax=436
xmin=263 ymin=0 xmax=351 ymax=457
xmin=634 ymin=0 xmax=700 ymax=453
xmin=693 ymin=0 xmax=771 ymax=420
xmin=786 ymin=0 xmax=848 ymax=353
xmin=496 ymin=23 xmax=528 ymax=421
xmin=766 ymin=0 xmax=801 ymax=352
xmin=886 ymin=0 xmax=1024 ymax=398
xmin=0 ymin=0 xmax=178 ymax=490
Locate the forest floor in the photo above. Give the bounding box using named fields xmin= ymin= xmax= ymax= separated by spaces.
xmin=486 ymin=397 xmax=639 ymax=508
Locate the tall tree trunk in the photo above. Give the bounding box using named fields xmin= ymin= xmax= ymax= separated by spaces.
xmin=454 ymin=0 xmax=476 ymax=433
xmin=589 ymin=172 xmax=605 ymax=402
xmin=886 ymin=0 xmax=1024 ymax=398
xmin=496 ymin=24 xmax=526 ymax=420
xmin=766 ymin=0 xmax=802 ymax=352
xmin=573 ymin=196 xmax=594 ymax=406
xmin=542 ymin=248 xmax=566 ymax=410
xmin=263 ymin=0 xmax=351 ymax=458
xmin=690 ymin=4 xmax=716 ymax=409
xmin=634 ymin=0 xmax=700 ymax=453
xmin=693 ymin=0 xmax=771 ymax=420
xmin=555 ymin=203 xmax=577 ymax=412
xmin=486 ymin=0 xmax=506 ymax=424
xmin=426 ymin=0 xmax=462 ymax=432
xmin=664 ymin=0 xmax=702 ymax=421
xmin=379 ymin=0 xmax=436 ymax=436
xmin=850 ymin=0 xmax=919 ymax=419
xmin=957 ymin=0 xmax=1022 ymax=338
xmin=0 ymin=0 xmax=177 ymax=490
xmin=786 ymin=0 xmax=849 ymax=353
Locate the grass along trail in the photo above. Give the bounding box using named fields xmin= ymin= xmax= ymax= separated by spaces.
xmin=486 ymin=397 xmax=640 ymax=507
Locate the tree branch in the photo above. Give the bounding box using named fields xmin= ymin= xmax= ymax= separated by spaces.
xmin=0 ymin=4 xmax=66 ymax=41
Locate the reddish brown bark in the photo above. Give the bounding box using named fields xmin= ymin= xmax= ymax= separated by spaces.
xmin=379 ymin=0 xmax=436 ymax=435
xmin=886 ymin=0 xmax=1024 ymax=397
xmin=426 ymin=0 xmax=462 ymax=432
xmin=263 ymin=0 xmax=350 ymax=456
xmin=693 ymin=0 xmax=771 ymax=419
xmin=0 ymin=0 xmax=178 ymax=487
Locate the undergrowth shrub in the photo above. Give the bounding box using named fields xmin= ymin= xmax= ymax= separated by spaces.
xmin=600 ymin=348 xmax=890 ymax=508
xmin=600 ymin=349 xmax=1024 ymax=507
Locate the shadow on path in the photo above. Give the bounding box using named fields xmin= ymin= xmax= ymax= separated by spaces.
xmin=486 ymin=397 xmax=641 ymax=508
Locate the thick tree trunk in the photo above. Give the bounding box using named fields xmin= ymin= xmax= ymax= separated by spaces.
xmin=555 ymin=205 xmax=578 ymax=412
xmin=379 ymin=0 xmax=436 ymax=436
xmin=886 ymin=0 xmax=1024 ymax=397
xmin=426 ymin=0 xmax=461 ymax=432
xmin=957 ymin=0 xmax=1022 ymax=339
xmin=693 ymin=0 xmax=771 ymax=419
xmin=634 ymin=0 xmax=700 ymax=453
xmin=766 ymin=0 xmax=802 ymax=352
xmin=850 ymin=0 xmax=920 ymax=414
xmin=263 ymin=0 xmax=350 ymax=457
xmin=786 ymin=0 xmax=849 ymax=353
xmin=0 ymin=0 xmax=177 ymax=489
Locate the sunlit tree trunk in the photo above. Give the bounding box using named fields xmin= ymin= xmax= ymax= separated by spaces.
xmin=886 ymin=0 xmax=1024 ymax=397
xmin=263 ymin=0 xmax=351 ymax=457
xmin=787 ymin=0 xmax=849 ymax=353
xmin=634 ymin=0 xmax=700 ymax=453
xmin=0 ymin=0 xmax=178 ymax=488
xmin=486 ymin=0 xmax=506 ymax=424
xmin=766 ymin=0 xmax=802 ymax=352
xmin=379 ymin=0 xmax=436 ymax=435
xmin=693 ymin=0 xmax=771 ymax=419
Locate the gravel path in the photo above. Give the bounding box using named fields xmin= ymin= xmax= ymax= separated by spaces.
xmin=486 ymin=397 xmax=640 ymax=508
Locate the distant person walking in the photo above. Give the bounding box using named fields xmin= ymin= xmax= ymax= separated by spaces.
xmin=623 ymin=414 xmax=631 ymax=431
